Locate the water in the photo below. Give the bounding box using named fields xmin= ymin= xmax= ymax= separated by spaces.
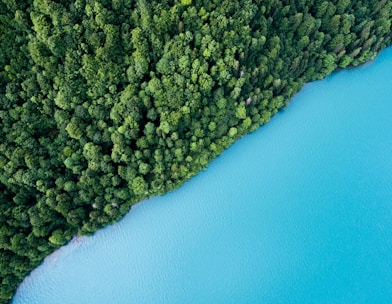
xmin=13 ymin=47 xmax=392 ymax=304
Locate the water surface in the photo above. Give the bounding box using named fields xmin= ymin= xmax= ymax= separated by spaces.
xmin=13 ymin=47 xmax=392 ymax=304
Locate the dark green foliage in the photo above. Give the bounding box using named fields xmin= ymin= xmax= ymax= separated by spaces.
xmin=1 ymin=0 xmax=392 ymax=302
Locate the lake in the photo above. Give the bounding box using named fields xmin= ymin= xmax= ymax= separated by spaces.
xmin=12 ymin=46 xmax=392 ymax=304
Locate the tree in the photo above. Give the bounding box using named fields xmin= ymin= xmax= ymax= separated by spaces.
xmin=131 ymin=176 xmax=148 ymax=196
xmin=48 ymin=229 xmax=68 ymax=246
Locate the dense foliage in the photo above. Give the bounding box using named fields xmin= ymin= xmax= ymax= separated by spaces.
xmin=1 ymin=0 xmax=391 ymax=301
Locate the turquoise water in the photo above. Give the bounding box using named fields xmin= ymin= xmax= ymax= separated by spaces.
xmin=13 ymin=47 xmax=392 ymax=304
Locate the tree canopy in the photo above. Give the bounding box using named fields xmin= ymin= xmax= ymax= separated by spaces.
xmin=1 ymin=0 xmax=391 ymax=302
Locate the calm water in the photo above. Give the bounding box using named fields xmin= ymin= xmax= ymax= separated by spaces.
xmin=13 ymin=47 xmax=392 ymax=304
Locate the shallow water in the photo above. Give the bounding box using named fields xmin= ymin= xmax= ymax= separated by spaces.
xmin=13 ymin=47 xmax=392 ymax=304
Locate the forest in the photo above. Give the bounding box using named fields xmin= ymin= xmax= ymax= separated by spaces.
xmin=0 ymin=0 xmax=391 ymax=302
